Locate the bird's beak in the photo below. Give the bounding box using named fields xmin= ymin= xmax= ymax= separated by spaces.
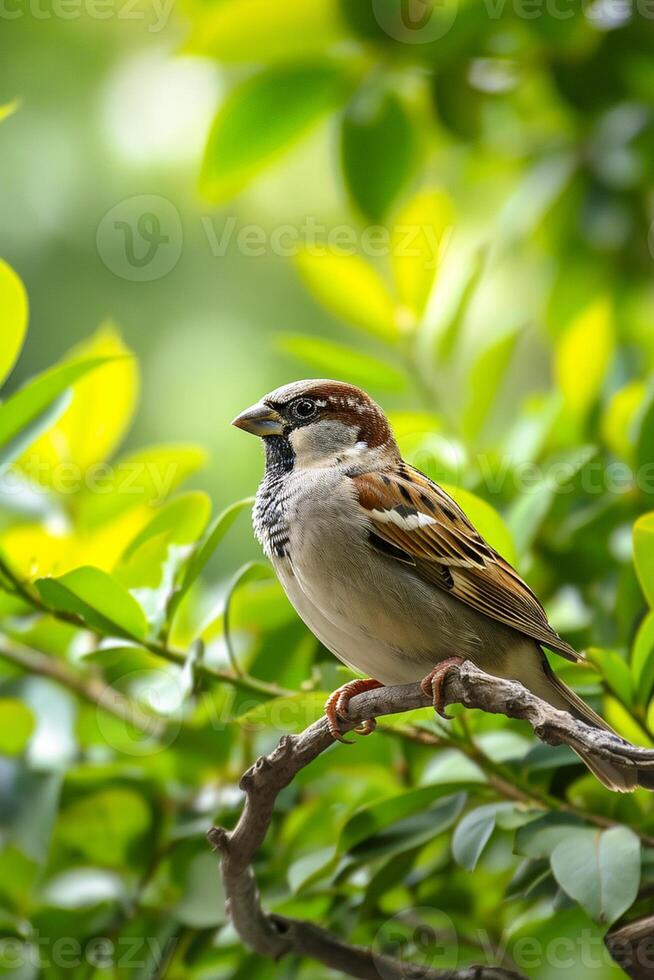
xmin=231 ymin=401 xmax=285 ymax=437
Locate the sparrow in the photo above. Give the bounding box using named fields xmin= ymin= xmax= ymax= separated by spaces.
xmin=233 ymin=379 xmax=651 ymax=792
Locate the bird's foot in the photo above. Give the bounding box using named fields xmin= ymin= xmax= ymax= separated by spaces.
xmin=420 ymin=657 xmax=466 ymax=720
xmin=325 ymin=678 xmax=384 ymax=743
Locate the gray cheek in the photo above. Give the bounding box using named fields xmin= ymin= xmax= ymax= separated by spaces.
xmin=289 ymin=420 xmax=359 ymax=461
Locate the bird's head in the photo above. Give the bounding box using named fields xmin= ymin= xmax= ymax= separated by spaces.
xmin=232 ymin=379 xmax=397 ymax=470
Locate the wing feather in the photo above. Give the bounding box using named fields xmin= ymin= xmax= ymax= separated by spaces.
xmin=354 ymin=468 xmax=582 ymax=663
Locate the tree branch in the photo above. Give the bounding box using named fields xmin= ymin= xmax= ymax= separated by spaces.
xmin=605 ymin=913 xmax=654 ymax=980
xmin=208 ymin=662 xmax=654 ymax=978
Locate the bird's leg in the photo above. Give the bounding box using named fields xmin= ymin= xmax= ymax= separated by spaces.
xmin=420 ymin=657 xmax=466 ymax=720
xmin=324 ymin=678 xmax=384 ymax=743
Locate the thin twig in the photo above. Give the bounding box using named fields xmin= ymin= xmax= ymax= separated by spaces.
xmin=208 ymin=662 xmax=654 ymax=977
xmin=0 ymin=643 xmax=167 ymax=738
xmin=0 ymin=556 xmax=286 ymax=699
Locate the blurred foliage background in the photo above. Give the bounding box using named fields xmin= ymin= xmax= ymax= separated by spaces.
xmin=2 ymin=1 xmax=654 ymax=978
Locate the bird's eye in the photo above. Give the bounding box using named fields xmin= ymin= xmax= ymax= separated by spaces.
xmin=292 ymin=398 xmax=317 ymax=420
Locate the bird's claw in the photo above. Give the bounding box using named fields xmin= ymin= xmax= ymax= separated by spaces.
xmin=420 ymin=657 xmax=466 ymax=720
xmin=325 ymin=679 xmax=383 ymax=742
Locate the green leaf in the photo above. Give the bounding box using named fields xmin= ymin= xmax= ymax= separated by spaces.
xmin=36 ymin=566 xmax=148 ymax=641
xmin=587 ymin=648 xmax=634 ymax=706
xmin=392 ymin=188 xmax=455 ymax=326
xmin=0 ymin=356 xmax=114 ymax=455
xmin=463 ymin=331 xmax=518 ymax=442
xmin=550 ymin=827 xmax=640 ymax=925
xmin=555 ymin=297 xmax=614 ymax=419
xmin=169 ymin=498 xmax=253 ymax=622
xmin=452 ymin=803 xmax=511 ymax=871
xmin=339 ymin=784 xmax=468 ymax=854
xmin=0 ymin=699 xmax=35 ymax=755
xmin=277 ymin=335 xmax=407 ymax=392
xmin=0 ymin=258 xmax=28 ymax=387
xmin=288 ymin=846 xmax=337 ymax=894
xmin=176 ymin=852 xmax=226 ymax=928
xmin=186 ymin=0 xmax=345 ymax=63
xmin=0 ymin=390 xmax=71 ymax=478
xmin=633 ymin=511 xmax=654 ymax=608
xmin=122 ymin=492 xmax=212 ymax=563
xmin=220 ymin=561 xmax=274 ymax=662
xmin=236 ymin=692 xmax=330 ymax=733
xmin=632 ymin=610 xmax=654 ymax=704
xmin=514 ymin=813 xmax=586 ymax=859
xmin=57 ymin=788 xmax=151 ymax=866
xmin=437 ymin=245 xmax=487 ymax=361
xmin=341 ymin=88 xmax=417 ymax=221
xmin=507 ymin=445 xmax=597 ymax=555
xmin=201 ymin=64 xmax=348 ymax=202
xmin=441 ymin=484 xmax=517 ymax=567
xmin=342 ymin=791 xmax=467 ymax=861
xmin=636 ymin=388 xmax=654 ymax=502
xmin=295 ymin=249 xmax=398 ymax=342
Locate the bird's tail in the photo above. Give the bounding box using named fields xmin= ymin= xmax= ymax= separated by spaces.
xmin=537 ymin=656 xmax=652 ymax=793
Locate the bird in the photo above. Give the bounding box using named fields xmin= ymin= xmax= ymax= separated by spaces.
xmin=232 ymin=378 xmax=650 ymax=792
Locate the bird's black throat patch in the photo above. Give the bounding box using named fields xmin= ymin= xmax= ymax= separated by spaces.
xmin=263 ymin=434 xmax=295 ymax=476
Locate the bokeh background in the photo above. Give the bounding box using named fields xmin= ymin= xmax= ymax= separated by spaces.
xmin=2 ymin=2 xmax=654 ymax=979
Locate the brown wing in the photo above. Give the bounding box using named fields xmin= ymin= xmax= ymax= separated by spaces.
xmin=353 ymin=466 xmax=582 ymax=663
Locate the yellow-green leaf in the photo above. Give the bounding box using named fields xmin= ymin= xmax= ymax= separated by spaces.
xmin=0 ymin=700 xmax=34 ymax=755
xmin=601 ymin=380 xmax=645 ymax=461
xmin=0 ymin=100 xmax=19 ymax=124
xmin=277 ymin=334 xmax=406 ymax=392
xmin=631 ymin=610 xmax=654 ymax=704
xmin=633 ymin=512 xmax=654 ymax=608
xmin=0 ymin=356 xmax=116 ymax=455
xmin=604 ymin=695 xmax=654 ymax=747
xmin=0 ymin=258 xmax=28 ymax=388
xmin=392 ymin=189 xmax=455 ymax=324
xmin=122 ymin=491 xmax=211 ymax=563
xmin=441 ymin=484 xmax=517 ymax=566
xmin=295 ymin=250 xmax=397 ymax=342
xmin=170 ymin=498 xmax=253 ymax=624
xmin=186 ymin=0 xmax=345 ymax=63
xmin=463 ymin=331 xmax=518 ymax=442
xmin=21 ymin=324 xmax=138 ymax=483
xmin=555 ymin=297 xmax=614 ymax=419
xmin=77 ymin=444 xmax=208 ymax=529
xmin=587 ymin=648 xmax=634 ymax=706
xmin=36 ymin=566 xmax=148 ymax=641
